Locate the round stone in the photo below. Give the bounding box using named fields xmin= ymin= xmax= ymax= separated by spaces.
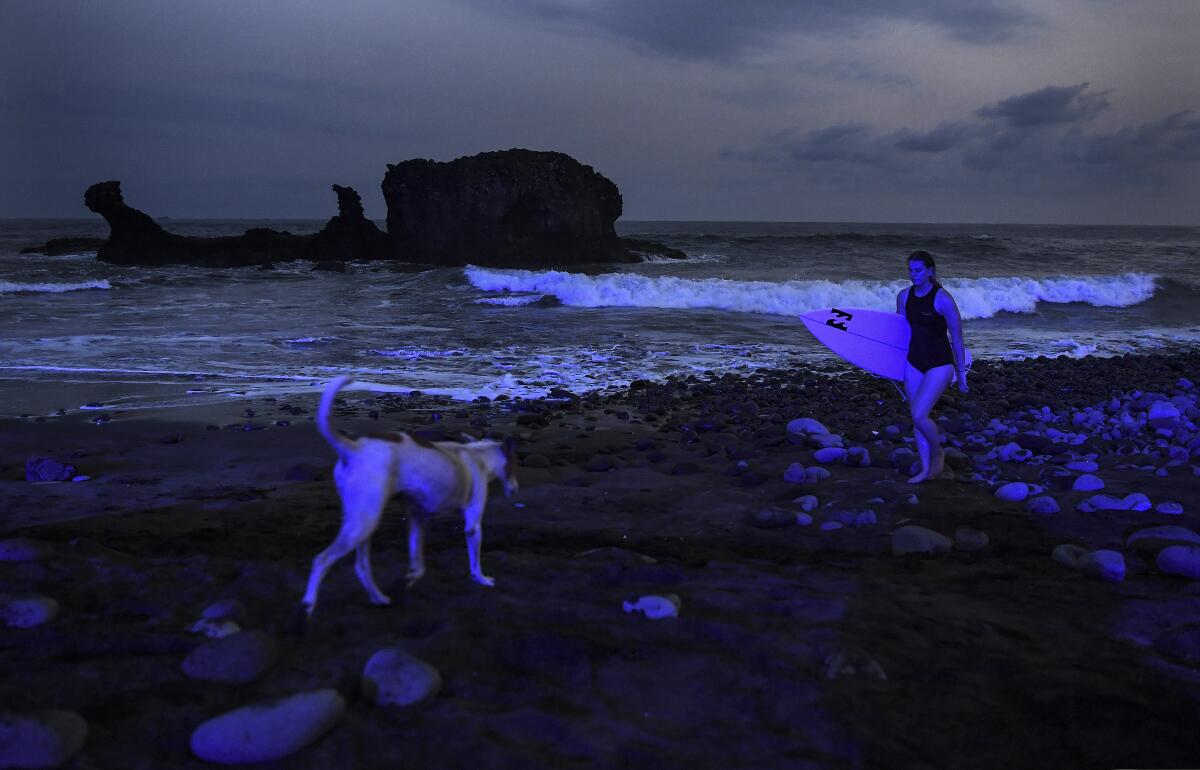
xmin=892 ymin=525 xmax=952 ymax=556
xmin=954 ymin=528 xmax=989 ymax=552
xmin=0 ymin=595 xmax=59 ymax=629
xmin=190 ymin=689 xmax=345 ymax=765
xmin=0 ymin=539 xmax=47 ymax=563
xmin=787 ymin=417 xmax=828 ymax=435
xmin=1157 ymin=545 xmax=1200 ymax=580
xmin=1156 ymin=501 xmax=1184 ymax=515
xmin=361 ymin=648 xmax=442 ymax=706
xmin=1072 ymin=474 xmax=1104 ymax=491
xmin=813 ymin=447 xmax=846 ymax=464
xmin=0 ymin=710 xmax=88 ymax=770
xmin=1127 ymin=525 xmax=1200 ymax=553
xmin=783 ymin=462 xmax=806 ymax=483
xmin=1026 ymin=496 xmax=1060 ymax=515
xmin=1082 ymin=550 xmax=1125 ymax=582
xmin=1052 ymin=544 xmax=1089 ymax=570
xmin=182 ymin=630 xmax=279 ymax=685
xmin=994 ymin=481 xmax=1030 ymax=502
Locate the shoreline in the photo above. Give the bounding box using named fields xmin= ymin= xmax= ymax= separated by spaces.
xmin=3 ymin=350 xmax=1200 ymax=768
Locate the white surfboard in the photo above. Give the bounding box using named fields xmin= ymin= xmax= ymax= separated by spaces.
xmin=799 ymin=306 xmax=970 ymax=381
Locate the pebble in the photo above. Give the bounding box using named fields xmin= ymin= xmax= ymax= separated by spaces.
xmin=622 ymin=594 xmax=680 ymax=620
xmin=182 ymin=630 xmax=280 ymax=685
xmin=787 ymin=417 xmax=828 ymax=435
xmin=1154 ymin=625 xmax=1200 ymax=666
xmin=995 ymin=481 xmax=1030 ymax=502
xmin=190 ymin=618 xmax=242 ymax=639
xmin=813 ymin=447 xmax=846 ymax=464
xmin=792 ymin=495 xmax=818 ymax=512
xmin=805 ymin=467 xmax=831 ymax=483
xmin=954 ymin=528 xmax=989 ymax=552
xmin=845 ymin=447 xmax=871 ymax=467
xmin=1078 ymin=493 xmax=1152 ymax=513
xmin=0 ymin=709 xmax=88 ymax=769
xmin=1066 ymin=459 xmax=1099 ymax=473
xmin=1148 ymin=400 xmax=1180 ymax=429
xmin=200 ymin=599 xmax=247 ymax=624
xmin=361 ymin=648 xmax=442 ymax=706
xmin=190 ymin=689 xmax=346 ymax=765
xmin=1127 ymin=525 xmax=1200 ymax=553
xmin=811 ymin=433 xmax=844 ymax=449
xmin=783 ymin=462 xmax=806 ymax=483
xmin=1082 ymin=550 xmax=1125 ymax=582
xmin=24 ymin=458 xmax=77 ymax=483
xmin=748 ymin=508 xmax=796 ymax=529
xmin=1052 ymin=544 xmax=1089 ymax=570
xmin=1071 ymin=474 xmax=1104 ymax=491
xmin=891 ymin=525 xmax=952 ymax=556
xmin=0 ymin=538 xmax=46 ymax=563
xmin=1155 ymin=501 xmax=1184 ymax=515
xmin=795 ymin=513 xmax=813 ymax=526
xmin=1026 ymin=496 xmax=1060 ymax=515
xmin=1156 ymin=545 xmax=1200 ymax=580
xmin=819 ymin=521 xmax=844 ymax=531
xmin=0 ymin=595 xmax=59 ymax=629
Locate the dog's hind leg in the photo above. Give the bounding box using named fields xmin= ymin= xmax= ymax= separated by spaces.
xmin=301 ymin=478 xmax=390 ymax=616
xmin=355 ymin=540 xmax=391 ymax=606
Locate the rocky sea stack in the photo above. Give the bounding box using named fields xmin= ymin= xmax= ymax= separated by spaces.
xmin=67 ymin=150 xmax=685 ymax=268
xmin=383 ymin=149 xmax=642 ymax=267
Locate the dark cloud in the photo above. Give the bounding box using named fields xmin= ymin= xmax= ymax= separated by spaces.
xmin=729 ymin=83 xmax=1200 ymax=190
xmin=466 ymin=0 xmax=1037 ymax=62
xmin=893 ymin=121 xmax=976 ymax=153
xmin=976 ymin=83 xmax=1110 ymax=127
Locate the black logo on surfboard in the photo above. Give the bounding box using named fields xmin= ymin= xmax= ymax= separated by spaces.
xmin=825 ymin=308 xmax=853 ymax=331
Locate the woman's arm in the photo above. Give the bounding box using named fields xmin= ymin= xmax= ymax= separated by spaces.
xmin=896 ymin=288 xmax=907 ymax=315
xmin=936 ymin=290 xmax=969 ymax=392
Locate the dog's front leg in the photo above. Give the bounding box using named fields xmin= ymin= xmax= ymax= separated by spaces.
xmin=465 ymin=519 xmax=495 ymax=587
xmin=405 ymin=514 xmax=427 ymax=587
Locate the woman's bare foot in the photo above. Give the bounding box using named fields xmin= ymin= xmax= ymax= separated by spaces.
xmin=908 ymin=451 xmax=945 ymax=484
xmin=929 ymin=448 xmax=945 ymax=477
xmin=907 ymin=469 xmax=931 ymax=484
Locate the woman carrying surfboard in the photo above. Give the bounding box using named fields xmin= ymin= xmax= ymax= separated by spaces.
xmin=896 ymin=250 xmax=968 ymax=483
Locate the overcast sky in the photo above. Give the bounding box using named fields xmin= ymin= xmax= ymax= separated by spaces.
xmin=3 ymin=0 xmax=1199 ymax=223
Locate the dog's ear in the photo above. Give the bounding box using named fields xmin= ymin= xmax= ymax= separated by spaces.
xmin=502 ymin=435 xmax=518 ymax=466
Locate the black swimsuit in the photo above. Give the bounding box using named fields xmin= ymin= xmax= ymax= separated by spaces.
xmin=905 ymin=284 xmax=955 ymax=373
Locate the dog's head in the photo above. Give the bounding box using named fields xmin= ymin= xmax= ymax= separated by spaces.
xmin=464 ymin=434 xmax=520 ymax=497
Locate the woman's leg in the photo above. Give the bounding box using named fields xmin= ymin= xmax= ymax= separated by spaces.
xmin=906 ymin=363 xmax=955 ymax=483
xmin=903 ymin=364 xmax=929 ymax=477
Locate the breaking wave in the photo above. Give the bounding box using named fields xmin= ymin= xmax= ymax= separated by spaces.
xmin=464 ymin=268 xmax=1158 ymax=320
xmin=0 ymin=279 xmax=112 ymax=294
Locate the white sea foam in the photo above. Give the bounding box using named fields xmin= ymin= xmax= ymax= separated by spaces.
xmin=473 ymin=294 xmax=544 ymax=306
xmin=0 ymin=279 xmax=111 ymax=293
xmin=369 ymin=347 xmax=469 ymax=359
xmin=464 ymin=267 xmax=1157 ymax=320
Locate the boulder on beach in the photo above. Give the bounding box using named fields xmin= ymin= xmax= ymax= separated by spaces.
xmin=892 ymin=525 xmax=952 ymax=556
xmin=0 ymin=709 xmax=88 ymax=770
xmin=361 ymin=648 xmax=442 ymax=706
xmin=305 ymin=184 xmax=390 ymax=262
xmin=189 ymin=689 xmax=345 ymax=764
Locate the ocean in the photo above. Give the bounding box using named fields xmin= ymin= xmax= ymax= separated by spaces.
xmin=2 ymin=219 xmax=1198 ymax=417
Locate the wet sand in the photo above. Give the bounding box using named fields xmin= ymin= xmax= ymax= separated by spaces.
xmin=3 ymin=352 xmax=1200 ymax=769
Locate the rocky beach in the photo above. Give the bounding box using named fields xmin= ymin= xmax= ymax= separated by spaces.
xmin=3 ymin=350 xmax=1200 ymax=769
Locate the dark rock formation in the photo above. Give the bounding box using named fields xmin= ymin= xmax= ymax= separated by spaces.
xmin=382 ymin=149 xmax=681 ymax=267
xmin=305 ymin=185 xmax=389 ymax=262
xmin=85 ymin=181 xmax=311 ymax=267
xmin=20 ymin=237 xmax=107 ymax=256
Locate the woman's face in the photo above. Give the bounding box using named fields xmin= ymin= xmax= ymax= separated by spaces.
xmin=908 ymin=259 xmax=933 ymax=285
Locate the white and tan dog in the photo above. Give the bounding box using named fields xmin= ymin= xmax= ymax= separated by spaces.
xmin=301 ymin=376 xmax=518 ymax=617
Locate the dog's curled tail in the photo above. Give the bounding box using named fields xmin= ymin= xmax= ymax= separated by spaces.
xmin=317 ymin=375 xmax=358 ymax=457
